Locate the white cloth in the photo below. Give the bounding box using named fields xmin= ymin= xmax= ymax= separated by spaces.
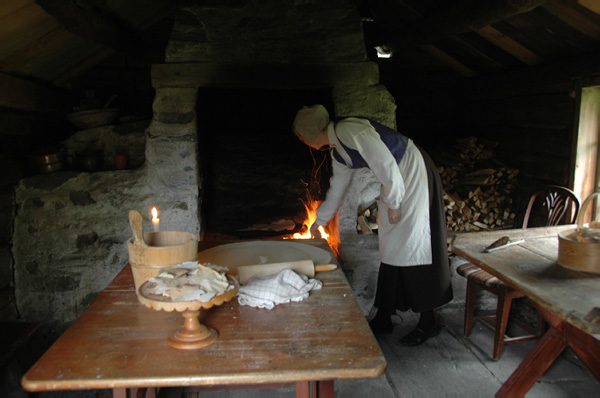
xmin=237 ymin=269 xmax=322 ymax=309
xmin=315 ymin=118 xmax=431 ymax=266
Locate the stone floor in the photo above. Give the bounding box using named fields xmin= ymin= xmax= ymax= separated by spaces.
xmin=6 ymin=234 xmax=599 ymax=397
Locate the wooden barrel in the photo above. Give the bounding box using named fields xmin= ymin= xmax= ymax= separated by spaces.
xmin=127 ymin=230 xmax=198 ymax=293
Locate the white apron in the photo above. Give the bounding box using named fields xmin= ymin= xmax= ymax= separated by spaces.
xmin=377 ymin=142 xmax=431 ymax=266
xmin=314 ymin=119 xmax=432 ymax=266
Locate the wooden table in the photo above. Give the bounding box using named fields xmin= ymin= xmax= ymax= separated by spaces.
xmin=21 ymin=239 xmax=386 ymax=398
xmin=452 ymin=225 xmax=600 ymax=397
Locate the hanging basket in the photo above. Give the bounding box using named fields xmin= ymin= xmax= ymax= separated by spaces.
xmin=558 ymin=192 xmax=600 ymax=274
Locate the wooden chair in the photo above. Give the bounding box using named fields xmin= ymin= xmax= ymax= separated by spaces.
xmin=456 ymin=185 xmax=580 ymax=360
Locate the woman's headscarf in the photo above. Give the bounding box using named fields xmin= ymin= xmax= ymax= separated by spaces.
xmin=293 ymin=105 xmax=330 ymax=142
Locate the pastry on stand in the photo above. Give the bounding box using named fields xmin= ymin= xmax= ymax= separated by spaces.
xmin=138 ymin=274 xmax=239 ymax=349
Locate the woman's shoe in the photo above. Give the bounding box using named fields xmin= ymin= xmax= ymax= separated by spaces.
xmin=399 ymin=321 xmax=441 ymax=346
xmin=368 ymin=315 xmax=395 ymax=335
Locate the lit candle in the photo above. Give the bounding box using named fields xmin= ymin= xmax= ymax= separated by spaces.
xmin=151 ymin=207 xmax=160 ymax=231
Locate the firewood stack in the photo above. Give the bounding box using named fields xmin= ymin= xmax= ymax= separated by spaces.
xmin=357 ymin=202 xmax=378 ymax=235
xmin=435 ymin=137 xmax=518 ymax=232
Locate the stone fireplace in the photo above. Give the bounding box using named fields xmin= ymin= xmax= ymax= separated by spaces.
xmin=151 ymin=0 xmax=397 ymax=234
xmin=12 ymin=0 xmax=397 ymax=325
xmin=196 ymin=87 xmax=334 ymax=237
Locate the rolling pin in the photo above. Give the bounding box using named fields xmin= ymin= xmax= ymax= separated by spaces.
xmin=237 ymin=260 xmax=337 ymax=284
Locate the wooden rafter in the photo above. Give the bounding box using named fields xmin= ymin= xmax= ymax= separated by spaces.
xmin=544 ymin=0 xmax=600 ymax=40
xmin=52 ymin=46 xmax=114 ymax=87
xmin=0 ymin=72 xmax=70 ymax=113
xmin=0 ymin=27 xmax=71 ymax=71
xmin=462 ymin=50 xmax=600 ymax=99
xmin=475 ymin=26 xmax=544 ymax=66
xmin=380 ymin=0 xmax=546 ymax=77
xmin=34 ymin=0 xmax=142 ymax=53
xmin=453 ymin=36 xmax=507 ymax=71
xmin=579 ymin=0 xmax=600 ymax=15
xmin=420 ymin=44 xmax=477 ymax=77
xmin=386 ymin=0 xmax=546 ymax=49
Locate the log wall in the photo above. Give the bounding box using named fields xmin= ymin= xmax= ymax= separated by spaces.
xmin=386 ymin=67 xmax=582 ymax=226
xmin=452 ymin=89 xmax=576 ymax=223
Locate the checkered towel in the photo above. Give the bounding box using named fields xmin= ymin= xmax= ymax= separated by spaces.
xmin=238 ymin=269 xmax=322 ymax=309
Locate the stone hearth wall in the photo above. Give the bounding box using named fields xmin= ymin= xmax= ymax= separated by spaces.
xmin=158 ymin=0 xmax=397 ymax=234
xmin=12 ymin=0 xmax=396 ymax=325
xmin=13 ymin=119 xmax=200 ymax=326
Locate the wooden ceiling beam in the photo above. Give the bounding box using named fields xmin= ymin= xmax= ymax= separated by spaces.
xmin=386 ymin=0 xmax=546 ymax=51
xmin=452 ymin=36 xmax=508 ymax=71
xmin=0 ymin=27 xmax=71 ymax=72
xmin=461 ymin=50 xmax=600 ymax=99
xmin=475 ymin=26 xmax=544 ymax=66
xmin=578 ymin=0 xmax=600 ymax=15
xmin=420 ymin=44 xmax=477 ymax=77
xmin=544 ymin=0 xmax=600 ymax=40
xmin=52 ymin=46 xmax=114 ymax=87
xmin=0 ymin=72 xmax=70 ymax=113
xmin=34 ymin=0 xmax=142 ymax=53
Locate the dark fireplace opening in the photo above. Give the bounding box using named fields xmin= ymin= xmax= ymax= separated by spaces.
xmin=197 ymin=87 xmax=334 ymax=238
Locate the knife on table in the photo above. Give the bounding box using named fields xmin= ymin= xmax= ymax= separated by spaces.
xmin=484 ymin=236 xmax=525 ymax=253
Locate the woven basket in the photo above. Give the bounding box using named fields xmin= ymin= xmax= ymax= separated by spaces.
xmin=558 ymin=192 xmax=600 ymax=274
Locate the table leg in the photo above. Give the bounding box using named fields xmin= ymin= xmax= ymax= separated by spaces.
xmin=496 ymin=304 xmax=600 ymax=398
xmin=315 ymin=380 xmax=334 ymax=397
xmin=296 ymin=381 xmax=309 ymax=398
xmin=495 ymin=326 xmax=567 ymax=397
xmin=296 ymin=380 xmax=334 ymax=398
xmin=112 ymin=388 xmax=156 ymax=398
xmin=539 ymin=306 xmax=600 ymax=380
xmin=113 ymin=388 xmax=126 ymax=398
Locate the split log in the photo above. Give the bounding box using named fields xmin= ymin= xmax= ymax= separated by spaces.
xmin=439 ymin=136 xmax=518 ymax=232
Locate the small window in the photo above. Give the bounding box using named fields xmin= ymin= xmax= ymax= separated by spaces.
xmin=574 ymin=85 xmax=600 ymax=221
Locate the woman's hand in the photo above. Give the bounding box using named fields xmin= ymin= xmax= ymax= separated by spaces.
xmin=388 ymin=206 xmax=402 ymax=224
xmin=310 ymin=223 xmax=321 ymax=238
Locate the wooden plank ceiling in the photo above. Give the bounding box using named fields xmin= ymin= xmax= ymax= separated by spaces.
xmin=363 ymin=0 xmax=600 ymax=78
xmin=0 ymin=0 xmax=174 ymax=112
xmin=0 ymin=0 xmax=600 ymax=112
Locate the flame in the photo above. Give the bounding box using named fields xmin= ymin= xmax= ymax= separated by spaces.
xmin=289 ymin=196 xmax=340 ymax=257
xmin=286 ymin=150 xmax=340 ymax=256
xmin=151 ymin=207 xmax=158 ymax=219
xmin=292 ymin=199 xmax=329 ymax=240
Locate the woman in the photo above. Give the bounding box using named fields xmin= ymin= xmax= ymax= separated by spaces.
xmin=293 ymin=104 xmax=453 ymax=345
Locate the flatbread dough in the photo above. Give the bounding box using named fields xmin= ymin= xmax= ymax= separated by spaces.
xmin=146 ymin=262 xmax=232 ymax=302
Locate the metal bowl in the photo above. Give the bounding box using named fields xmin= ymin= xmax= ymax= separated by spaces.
xmin=29 ymin=148 xmax=66 ymax=174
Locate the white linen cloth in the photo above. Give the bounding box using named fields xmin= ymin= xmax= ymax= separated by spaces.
xmin=314 ymin=118 xmax=431 ymax=266
xmin=237 ymin=269 xmax=322 ymax=309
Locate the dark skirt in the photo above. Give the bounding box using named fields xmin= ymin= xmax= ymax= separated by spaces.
xmin=373 ymin=146 xmax=453 ymax=313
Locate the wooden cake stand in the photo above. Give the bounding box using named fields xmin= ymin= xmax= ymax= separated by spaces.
xmin=138 ymin=275 xmax=239 ymax=349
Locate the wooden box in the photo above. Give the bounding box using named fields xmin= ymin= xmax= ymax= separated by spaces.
xmin=558 ymin=192 xmax=600 ymax=274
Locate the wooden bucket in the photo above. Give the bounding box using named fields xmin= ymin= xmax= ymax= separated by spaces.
xmin=127 ymin=210 xmax=198 ymax=293
xmin=558 ymin=192 xmax=600 ymax=274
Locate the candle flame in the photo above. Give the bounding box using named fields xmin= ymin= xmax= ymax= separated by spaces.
xmin=151 ymin=207 xmax=158 ymax=219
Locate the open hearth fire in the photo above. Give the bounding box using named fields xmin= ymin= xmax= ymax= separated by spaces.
xmin=288 ymin=194 xmax=341 ymax=257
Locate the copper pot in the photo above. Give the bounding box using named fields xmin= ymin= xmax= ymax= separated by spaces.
xmin=29 ymin=149 xmax=66 ymax=174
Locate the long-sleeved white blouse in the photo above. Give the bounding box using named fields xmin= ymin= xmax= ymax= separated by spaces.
xmin=315 ymin=118 xmax=432 ymax=266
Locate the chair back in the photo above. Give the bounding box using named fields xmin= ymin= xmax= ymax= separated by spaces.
xmin=522 ymin=185 xmax=580 ymax=228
